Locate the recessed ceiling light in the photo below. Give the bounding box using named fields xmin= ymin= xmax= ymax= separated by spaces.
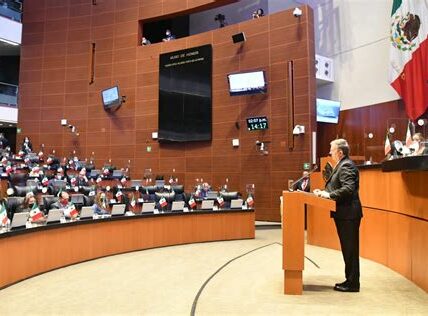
xmin=8 ymin=124 xmax=13 ymax=127
xmin=0 ymin=123 xmax=3 ymax=126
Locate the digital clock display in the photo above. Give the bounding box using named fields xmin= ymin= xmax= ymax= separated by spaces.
xmin=246 ymin=116 xmax=269 ymax=131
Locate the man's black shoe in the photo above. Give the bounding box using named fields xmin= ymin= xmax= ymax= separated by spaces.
xmin=334 ymin=284 xmax=360 ymax=292
xmin=334 ymin=280 xmax=348 ymax=287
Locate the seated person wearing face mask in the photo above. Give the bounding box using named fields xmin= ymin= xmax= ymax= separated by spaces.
xmin=92 ymin=191 xmax=109 ymax=215
xmin=411 ymin=133 xmax=428 ymax=156
xmin=51 ymin=191 xmax=78 ymax=219
xmin=21 ymin=192 xmax=45 ymax=223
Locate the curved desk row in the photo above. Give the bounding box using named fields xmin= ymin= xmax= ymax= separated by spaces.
xmin=307 ymin=166 xmax=427 ymax=292
xmin=0 ymin=210 xmax=255 ymax=289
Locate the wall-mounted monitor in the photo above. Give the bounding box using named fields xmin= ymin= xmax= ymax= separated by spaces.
xmin=316 ymin=98 xmax=341 ymax=123
xmin=227 ymin=70 xmax=267 ymax=96
xmin=101 ymin=86 xmax=121 ymax=109
xmin=247 ymin=116 xmax=268 ymax=131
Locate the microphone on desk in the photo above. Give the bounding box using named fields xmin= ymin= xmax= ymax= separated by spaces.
xmin=288 ymin=165 xmax=318 ymax=192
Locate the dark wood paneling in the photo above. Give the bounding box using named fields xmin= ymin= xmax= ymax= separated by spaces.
xmin=316 ymin=100 xmax=422 ymax=163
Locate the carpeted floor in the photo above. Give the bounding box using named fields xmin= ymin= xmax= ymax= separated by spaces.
xmin=1 ymin=228 xmax=427 ymax=315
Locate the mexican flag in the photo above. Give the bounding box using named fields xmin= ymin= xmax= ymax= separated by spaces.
xmin=130 ymin=195 xmax=136 ymax=208
xmin=405 ymin=120 xmax=413 ymax=147
xmin=188 ymin=197 xmax=196 ymax=209
xmin=389 ymin=0 xmax=428 ymax=120
xmin=159 ymin=197 xmax=168 ymax=208
xmin=65 ymin=205 xmax=78 ymax=218
xmin=246 ymin=195 xmax=254 ymax=207
xmin=216 ymin=196 xmax=224 ymax=207
xmin=385 ymin=131 xmax=392 ymax=156
xmin=30 ymin=204 xmax=44 ymax=221
xmin=0 ymin=202 xmax=8 ymax=225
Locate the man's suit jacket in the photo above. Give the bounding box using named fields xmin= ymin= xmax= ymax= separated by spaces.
xmin=325 ymin=157 xmax=362 ymax=220
xmin=294 ymin=178 xmax=310 ymax=192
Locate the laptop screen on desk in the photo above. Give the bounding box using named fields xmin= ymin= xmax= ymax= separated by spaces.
xmin=111 ymin=204 xmax=125 ymax=216
xmin=201 ymin=200 xmax=214 ymax=210
xmin=11 ymin=212 xmax=29 ymax=228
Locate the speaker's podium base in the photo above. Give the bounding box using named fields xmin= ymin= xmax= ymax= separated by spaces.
xmin=284 ymin=270 xmax=303 ymax=295
xmin=282 ymin=191 xmax=335 ymax=295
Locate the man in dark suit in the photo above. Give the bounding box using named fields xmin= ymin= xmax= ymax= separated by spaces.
xmin=293 ymin=171 xmax=310 ymax=192
xmin=314 ymin=138 xmax=362 ymax=292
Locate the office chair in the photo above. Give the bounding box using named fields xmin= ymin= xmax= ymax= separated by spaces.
xmin=13 ymin=185 xmax=37 ymax=197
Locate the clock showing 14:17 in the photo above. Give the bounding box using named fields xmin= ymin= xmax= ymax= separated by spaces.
xmin=246 ymin=116 xmax=269 ymax=131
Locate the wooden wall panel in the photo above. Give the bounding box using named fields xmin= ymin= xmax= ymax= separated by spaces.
xmin=19 ymin=2 xmax=315 ymax=221
xmin=316 ymin=100 xmax=428 ymax=163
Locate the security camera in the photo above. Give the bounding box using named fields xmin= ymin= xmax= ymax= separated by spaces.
xmin=293 ymin=7 xmax=302 ymax=17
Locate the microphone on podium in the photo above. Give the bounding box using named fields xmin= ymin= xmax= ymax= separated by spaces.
xmin=288 ymin=165 xmax=318 ymax=192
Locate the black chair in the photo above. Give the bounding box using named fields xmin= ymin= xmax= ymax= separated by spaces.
xmin=130 ymin=179 xmax=142 ymax=187
xmin=26 ymin=179 xmax=40 ymax=188
xmin=171 ymin=185 xmax=184 ymax=194
xmin=220 ymin=191 xmax=239 ymax=208
xmin=9 ymin=173 xmax=28 ymax=187
xmin=43 ymin=195 xmax=58 ymax=211
xmin=142 ymin=186 xmax=156 ymax=194
xmin=79 ymin=186 xmax=94 ymax=196
xmin=50 ymin=179 xmax=67 ymax=196
xmin=84 ymin=163 xmax=95 ymax=172
xmin=174 ymin=193 xmax=185 ymax=201
xmin=112 ymin=169 xmax=124 ymax=179
xmin=89 ymin=169 xmax=101 ymax=179
xmin=13 ymin=186 xmax=37 ymax=197
xmin=6 ymin=196 xmax=25 ymax=219
xmin=83 ymin=195 xmax=95 ymax=206
xmin=154 ymin=191 xmax=175 ymax=210
xmin=220 ymin=191 xmax=239 ymax=201
xmin=70 ymin=194 xmax=85 ymax=208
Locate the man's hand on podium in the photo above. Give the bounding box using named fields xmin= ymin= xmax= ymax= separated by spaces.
xmin=313 ymin=189 xmax=330 ymax=199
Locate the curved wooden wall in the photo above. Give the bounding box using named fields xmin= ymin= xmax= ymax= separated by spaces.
xmin=18 ymin=1 xmax=316 ymax=221
xmin=307 ymin=167 xmax=428 ymax=292
xmin=0 ymin=210 xmax=255 ymax=289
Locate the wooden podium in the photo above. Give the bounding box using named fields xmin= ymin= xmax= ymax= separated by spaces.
xmin=282 ymin=191 xmax=335 ymax=294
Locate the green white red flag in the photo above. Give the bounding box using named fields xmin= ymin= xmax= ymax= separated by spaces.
xmin=0 ymin=202 xmax=8 ymax=225
xmin=389 ymin=0 xmax=428 ymax=120
xmin=405 ymin=120 xmax=413 ymax=147
xmin=385 ymin=131 xmax=392 ymax=156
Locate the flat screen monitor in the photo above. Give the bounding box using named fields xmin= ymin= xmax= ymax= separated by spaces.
xmin=227 ymin=70 xmax=267 ymax=96
xmin=101 ymin=86 xmax=121 ymax=108
xmin=246 ymin=116 xmax=268 ymax=131
xmin=316 ymin=98 xmax=341 ymax=123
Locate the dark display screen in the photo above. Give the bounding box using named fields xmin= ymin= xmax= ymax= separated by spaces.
xmin=158 ymin=45 xmax=212 ymax=142
xmin=247 ymin=116 xmax=268 ymax=131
